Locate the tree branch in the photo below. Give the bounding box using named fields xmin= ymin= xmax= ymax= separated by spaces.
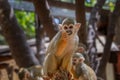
xmin=97 ymin=0 xmax=120 ymax=79
xmin=0 ymin=0 xmax=39 ymax=67
xmin=31 ymin=0 xmax=57 ymax=39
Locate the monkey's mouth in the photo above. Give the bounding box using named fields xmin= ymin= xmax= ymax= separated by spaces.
xmin=66 ymin=30 xmax=72 ymax=35
xmin=72 ymin=62 xmax=76 ymax=65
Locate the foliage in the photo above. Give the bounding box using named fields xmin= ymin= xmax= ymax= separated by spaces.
xmin=85 ymin=0 xmax=115 ymax=11
xmin=0 ymin=11 xmax=35 ymax=45
xmin=59 ymin=0 xmax=115 ymax=11
xmin=15 ymin=10 xmax=35 ymax=39
xmin=104 ymin=0 xmax=115 ymax=11
xmin=85 ymin=0 xmax=97 ymax=7
xmin=59 ymin=0 xmax=75 ymax=3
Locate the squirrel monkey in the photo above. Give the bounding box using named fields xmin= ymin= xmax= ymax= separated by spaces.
xmin=76 ymin=43 xmax=90 ymax=66
xmin=71 ymin=53 xmax=97 ymax=80
xmin=43 ymin=18 xmax=81 ymax=77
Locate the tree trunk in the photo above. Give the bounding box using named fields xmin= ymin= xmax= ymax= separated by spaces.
xmin=32 ymin=0 xmax=57 ymax=40
xmin=75 ymin=0 xmax=87 ymax=45
xmin=0 ymin=0 xmax=39 ymax=67
xmin=35 ymin=15 xmax=45 ymax=65
xmin=115 ymin=16 xmax=120 ymax=45
xmin=97 ymin=0 xmax=120 ymax=79
xmin=87 ymin=0 xmax=106 ymax=71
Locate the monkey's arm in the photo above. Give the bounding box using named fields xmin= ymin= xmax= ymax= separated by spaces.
xmin=43 ymin=53 xmax=58 ymax=75
xmin=46 ymin=31 xmax=67 ymax=57
xmin=55 ymin=31 xmax=68 ymax=56
xmin=74 ymin=35 xmax=79 ymax=51
xmin=46 ymin=32 xmax=61 ymax=55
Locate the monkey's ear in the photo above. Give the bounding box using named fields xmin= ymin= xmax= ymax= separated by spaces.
xmin=82 ymin=57 xmax=85 ymax=62
xmin=58 ymin=24 xmax=63 ymax=30
xmin=75 ymin=23 xmax=81 ymax=29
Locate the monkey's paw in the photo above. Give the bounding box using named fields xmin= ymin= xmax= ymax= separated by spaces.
xmin=61 ymin=32 xmax=68 ymax=41
xmin=52 ymin=68 xmax=72 ymax=80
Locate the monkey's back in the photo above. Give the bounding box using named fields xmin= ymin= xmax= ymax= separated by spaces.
xmin=79 ymin=64 xmax=97 ymax=80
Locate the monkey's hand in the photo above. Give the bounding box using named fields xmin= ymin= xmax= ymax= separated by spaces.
xmin=61 ymin=31 xmax=68 ymax=41
xmin=55 ymin=31 xmax=68 ymax=57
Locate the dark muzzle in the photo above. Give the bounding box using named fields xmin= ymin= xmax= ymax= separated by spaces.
xmin=66 ymin=30 xmax=72 ymax=35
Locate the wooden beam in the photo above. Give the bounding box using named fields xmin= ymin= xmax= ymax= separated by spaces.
xmin=49 ymin=0 xmax=110 ymax=14
xmin=9 ymin=1 xmax=75 ymax=18
xmin=0 ymin=39 xmax=36 ymax=54
xmin=0 ymin=55 xmax=13 ymax=62
xmin=9 ymin=1 xmax=109 ymax=14
xmin=9 ymin=1 xmax=34 ymax=12
xmin=48 ymin=0 xmax=75 ymax=10
xmin=0 ymin=63 xmax=9 ymax=69
xmin=0 ymin=47 xmax=10 ymax=55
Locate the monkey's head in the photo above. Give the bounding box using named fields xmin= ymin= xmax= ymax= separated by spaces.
xmin=77 ymin=43 xmax=87 ymax=53
xmin=72 ymin=53 xmax=85 ymax=65
xmin=59 ymin=18 xmax=81 ymax=36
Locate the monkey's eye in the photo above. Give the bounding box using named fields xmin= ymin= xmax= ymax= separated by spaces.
xmin=78 ymin=48 xmax=84 ymax=52
xmin=64 ymin=26 xmax=68 ymax=30
xmin=79 ymin=59 xmax=83 ymax=62
xmin=73 ymin=58 xmax=77 ymax=62
xmin=69 ymin=25 xmax=73 ymax=29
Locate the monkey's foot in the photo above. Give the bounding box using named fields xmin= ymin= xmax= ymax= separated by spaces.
xmin=52 ymin=68 xmax=72 ymax=80
xmin=42 ymin=76 xmax=51 ymax=80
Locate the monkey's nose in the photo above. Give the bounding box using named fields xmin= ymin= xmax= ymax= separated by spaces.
xmin=72 ymin=62 xmax=76 ymax=65
xmin=66 ymin=30 xmax=72 ymax=35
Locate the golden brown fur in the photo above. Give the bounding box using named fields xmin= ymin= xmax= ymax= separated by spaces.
xmin=71 ymin=53 xmax=97 ymax=80
xmin=43 ymin=18 xmax=81 ymax=77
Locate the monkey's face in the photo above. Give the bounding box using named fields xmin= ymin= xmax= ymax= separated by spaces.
xmin=59 ymin=23 xmax=81 ymax=36
xmin=77 ymin=47 xmax=85 ymax=53
xmin=63 ymin=24 xmax=74 ymax=35
xmin=72 ymin=53 xmax=85 ymax=65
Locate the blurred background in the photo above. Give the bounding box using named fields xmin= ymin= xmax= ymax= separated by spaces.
xmin=0 ymin=0 xmax=120 ymax=80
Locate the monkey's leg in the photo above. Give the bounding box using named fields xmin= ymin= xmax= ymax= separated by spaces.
xmin=61 ymin=54 xmax=72 ymax=73
xmin=43 ymin=54 xmax=58 ymax=76
xmin=60 ymin=54 xmax=74 ymax=79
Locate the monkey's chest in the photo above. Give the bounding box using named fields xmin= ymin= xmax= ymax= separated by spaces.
xmin=56 ymin=37 xmax=77 ymax=59
xmin=67 ymin=41 xmax=75 ymax=51
xmin=61 ymin=40 xmax=76 ymax=57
